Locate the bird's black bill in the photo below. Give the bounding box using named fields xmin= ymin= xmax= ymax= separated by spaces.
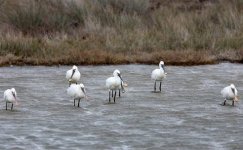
xmin=81 ymin=87 xmax=86 ymax=95
xmin=161 ymin=64 xmax=165 ymax=71
xmin=71 ymin=69 xmax=76 ymax=79
xmin=118 ymin=74 xmax=125 ymax=92
xmin=118 ymin=73 xmax=123 ymax=82
xmin=12 ymin=92 xmax=16 ymax=99
xmin=121 ymin=82 xmax=125 ymax=93
xmin=231 ymin=88 xmax=235 ymax=95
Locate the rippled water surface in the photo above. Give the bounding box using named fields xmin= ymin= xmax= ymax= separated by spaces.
xmin=0 ymin=63 xmax=243 ymax=149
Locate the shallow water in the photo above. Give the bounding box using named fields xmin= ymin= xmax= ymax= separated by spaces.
xmin=0 ymin=63 xmax=242 ymax=150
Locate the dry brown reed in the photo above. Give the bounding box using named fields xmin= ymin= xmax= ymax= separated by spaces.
xmin=0 ymin=0 xmax=243 ymax=66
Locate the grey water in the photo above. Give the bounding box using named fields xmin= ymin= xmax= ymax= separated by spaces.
xmin=0 ymin=63 xmax=242 ymax=150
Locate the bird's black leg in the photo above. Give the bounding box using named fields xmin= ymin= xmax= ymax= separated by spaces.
xmin=11 ymin=103 xmax=13 ymax=110
xmin=159 ymin=81 xmax=162 ymax=92
xmin=78 ymin=99 xmax=80 ymax=107
xmin=154 ymin=81 xmax=156 ymax=92
xmin=223 ymin=100 xmax=226 ymax=106
xmin=74 ymin=99 xmax=76 ymax=106
xmin=119 ymin=90 xmax=121 ymax=97
xmin=6 ymin=102 xmax=7 ymax=110
xmin=232 ymin=100 xmax=234 ymax=106
xmin=109 ymin=91 xmax=111 ymax=103
xmin=114 ymin=91 xmax=116 ymax=103
xmin=112 ymin=90 xmax=114 ymax=97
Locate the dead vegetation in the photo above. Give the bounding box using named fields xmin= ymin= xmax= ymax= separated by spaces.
xmin=0 ymin=0 xmax=243 ymax=66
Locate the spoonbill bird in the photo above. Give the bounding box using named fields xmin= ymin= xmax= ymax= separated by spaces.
xmin=151 ymin=61 xmax=167 ymax=92
xmin=4 ymin=88 xmax=18 ymax=110
xmin=106 ymin=69 xmax=123 ymax=103
xmin=66 ymin=65 xmax=81 ymax=86
xmin=221 ymin=84 xmax=239 ymax=106
xmin=67 ymin=83 xmax=86 ymax=107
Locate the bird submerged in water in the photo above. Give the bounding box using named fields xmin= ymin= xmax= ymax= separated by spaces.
xmin=221 ymin=84 xmax=239 ymax=106
xmin=151 ymin=61 xmax=167 ymax=92
xmin=66 ymin=65 xmax=81 ymax=86
xmin=4 ymin=88 xmax=18 ymax=110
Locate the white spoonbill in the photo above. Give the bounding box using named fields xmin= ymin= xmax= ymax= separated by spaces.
xmin=151 ymin=61 xmax=167 ymax=92
xmin=221 ymin=84 xmax=239 ymax=106
xmin=66 ymin=65 xmax=81 ymax=85
xmin=4 ymin=88 xmax=18 ymax=110
xmin=106 ymin=69 xmax=123 ymax=103
xmin=67 ymin=83 xmax=86 ymax=107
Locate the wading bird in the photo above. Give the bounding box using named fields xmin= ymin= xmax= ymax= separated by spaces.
xmin=151 ymin=61 xmax=167 ymax=92
xmin=221 ymin=84 xmax=239 ymax=106
xmin=106 ymin=69 xmax=124 ymax=103
xmin=66 ymin=65 xmax=81 ymax=86
xmin=4 ymin=88 xmax=18 ymax=110
xmin=67 ymin=83 xmax=86 ymax=107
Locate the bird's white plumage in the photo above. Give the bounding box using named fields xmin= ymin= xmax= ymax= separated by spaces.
xmin=4 ymin=88 xmax=17 ymax=103
xmin=221 ymin=84 xmax=238 ymax=101
xmin=151 ymin=61 xmax=166 ymax=81
xmin=66 ymin=65 xmax=81 ymax=83
xmin=106 ymin=69 xmax=122 ymax=90
xmin=67 ymin=83 xmax=86 ymax=99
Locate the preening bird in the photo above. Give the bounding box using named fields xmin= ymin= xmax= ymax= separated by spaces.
xmin=4 ymin=88 xmax=18 ymax=110
xmin=151 ymin=61 xmax=167 ymax=92
xmin=106 ymin=69 xmax=123 ymax=103
xmin=66 ymin=65 xmax=81 ymax=86
xmin=67 ymin=83 xmax=86 ymax=107
xmin=221 ymin=84 xmax=239 ymax=106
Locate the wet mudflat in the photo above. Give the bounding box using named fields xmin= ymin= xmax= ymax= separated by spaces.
xmin=0 ymin=63 xmax=242 ymax=149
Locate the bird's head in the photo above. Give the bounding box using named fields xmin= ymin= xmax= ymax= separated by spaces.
xmin=9 ymin=88 xmax=19 ymax=105
xmin=159 ymin=61 xmax=165 ymax=70
xmin=159 ymin=61 xmax=164 ymax=65
xmin=11 ymin=88 xmax=17 ymax=100
xmin=230 ymin=84 xmax=239 ymax=101
xmin=72 ymin=65 xmax=78 ymax=70
xmin=79 ymin=83 xmax=86 ymax=94
xmin=113 ymin=69 xmax=120 ymax=76
xmin=230 ymin=84 xmax=236 ymax=89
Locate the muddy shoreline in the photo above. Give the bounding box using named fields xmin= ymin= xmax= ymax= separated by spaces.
xmin=0 ymin=50 xmax=242 ymax=67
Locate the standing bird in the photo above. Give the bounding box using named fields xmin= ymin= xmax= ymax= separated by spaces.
xmin=67 ymin=83 xmax=86 ymax=107
xmin=4 ymin=88 xmax=18 ymax=110
xmin=66 ymin=65 xmax=81 ymax=86
xmin=106 ymin=69 xmax=123 ymax=103
xmin=151 ymin=61 xmax=167 ymax=92
xmin=221 ymin=84 xmax=239 ymax=106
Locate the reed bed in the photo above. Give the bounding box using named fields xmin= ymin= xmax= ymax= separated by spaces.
xmin=0 ymin=0 xmax=243 ymax=66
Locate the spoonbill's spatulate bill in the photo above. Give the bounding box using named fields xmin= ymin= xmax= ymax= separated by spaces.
xmin=106 ymin=69 xmax=123 ymax=103
xmin=67 ymin=83 xmax=86 ymax=107
xmin=4 ymin=88 xmax=18 ymax=110
xmin=151 ymin=61 xmax=167 ymax=92
xmin=221 ymin=84 xmax=239 ymax=106
xmin=66 ymin=65 xmax=81 ymax=86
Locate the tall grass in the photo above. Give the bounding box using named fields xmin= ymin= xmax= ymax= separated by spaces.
xmin=0 ymin=0 xmax=243 ymax=65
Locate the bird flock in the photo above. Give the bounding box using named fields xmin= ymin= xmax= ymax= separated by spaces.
xmin=3 ymin=61 xmax=240 ymax=110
